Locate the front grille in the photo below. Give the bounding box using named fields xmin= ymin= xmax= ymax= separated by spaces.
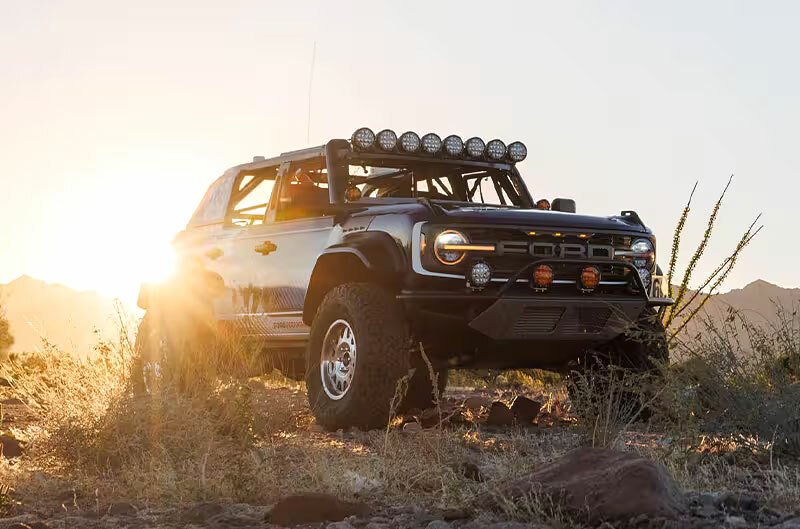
xmin=512 ymin=307 xmax=565 ymax=335
xmin=558 ymin=307 xmax=612 ymax=334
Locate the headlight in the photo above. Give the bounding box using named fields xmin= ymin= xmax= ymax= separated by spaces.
xmin=465 ymin=137 xmax=486 ymax=158
xmin=507 ymin=141 xmax=527 ymax=162
xmin=631 ymin=238 xmax=654 ymax=255
xmin=421 ymin=133 xmax=442 ymax=154
xmin=434 ymin=230 xmax=469 ymax=265
xmin=486 ymin=139 xmax=507 ymax=160
xmin=376 ymin=129 xmax=397 ymax=151
xmin=352 ymin=127 xmax=375 ymax=150
xmin=443 ymin=135 xmax=464 ymax=156
xmin=399 ymin=131 xmax=420 ymax=153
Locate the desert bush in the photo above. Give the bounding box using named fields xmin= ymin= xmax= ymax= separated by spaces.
xmin=660 ymin=304 xmax=800 ymax=458
xmin=0 ymin=299 xmax=13 ymax=358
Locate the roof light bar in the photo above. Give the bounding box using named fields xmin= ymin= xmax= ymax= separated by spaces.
xmin=350 ymin=128 xmax=527 ymax=162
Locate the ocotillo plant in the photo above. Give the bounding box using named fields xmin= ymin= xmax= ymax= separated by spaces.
xmin=660 ymin=176 xmax=763 ymax=343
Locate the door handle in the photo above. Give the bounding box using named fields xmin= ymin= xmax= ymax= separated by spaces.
xmin=254 ymin=240 xmax=277 ymax=255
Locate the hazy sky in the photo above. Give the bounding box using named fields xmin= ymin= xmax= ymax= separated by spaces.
xmin=1 ymin=0 xmax=798 ymax=301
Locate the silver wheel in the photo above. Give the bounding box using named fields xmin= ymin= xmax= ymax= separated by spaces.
xmin=320 ymin=319 xmax=357 ymax=400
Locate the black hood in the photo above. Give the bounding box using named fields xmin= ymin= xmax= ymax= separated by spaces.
xmin=435 ymin=203 xmax=649 ymax=233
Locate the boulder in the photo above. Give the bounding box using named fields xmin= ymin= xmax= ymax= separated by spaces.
xmin=486 ymin=402 xmax=514 ymax=426
xmin=0 ymin=435 xmax=24 ymax=458
xmin=268 ymin=493 xmax=369 ymax=526
xmin=463 ymin=396 xmax=492 ymax=412
xmin=510 ymin=396 xmax=542 ymax=424
xmin=480 ymin=447 xmax=685 ymax=523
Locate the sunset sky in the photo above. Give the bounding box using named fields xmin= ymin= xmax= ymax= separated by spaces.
xmin=2 ymin=0 xmax=798 ymax=302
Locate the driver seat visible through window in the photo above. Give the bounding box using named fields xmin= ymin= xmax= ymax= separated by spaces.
xmin=278 ymin=181 xmax=329 ymax=221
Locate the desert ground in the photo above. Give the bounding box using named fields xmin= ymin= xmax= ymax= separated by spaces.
xmin=0 ymin=310 xmax=798 ymax=529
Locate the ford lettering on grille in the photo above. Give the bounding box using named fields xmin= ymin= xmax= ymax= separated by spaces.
xmin=530 ymin=242 xmax=614 ymax=260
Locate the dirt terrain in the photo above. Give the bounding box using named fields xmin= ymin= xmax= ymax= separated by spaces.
xmin=0 ymin=360 xmax=798 ymax=529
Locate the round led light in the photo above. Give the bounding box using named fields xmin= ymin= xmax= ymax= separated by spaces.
xmin=631 ymin=238 xmax=654 ymax=255
xmin=399 ymin=131 xmax=420 ymax=153
xmin=638 ymin=268 xmax=652 ymax=290
xmin=507 ymin=141 xmax=528 ymax=162
xmin=465 ymin=137 xmax=486 ymax=158
xmin=486 ymin=139 xmax=507 ymax=160
xmin=443 ymin=135 xmax=464 ymax=156
xmin=536 ymin=199 xmax=551 ymax=210
xmin=434 ymin=230 xmax=468 ymax=265
xmin=376 ymin=129 xmax=398 ymax=151
xmin=533 ymin=264 xmax=554 ymax=289
xmin=580 ymin=266 xmax=601 ymax=291
xmin=352 ymin=127 xmax=375 ymax=150
xmin=421 ymin=133 xmax=442 ymax=154
xmin=469 ymin=261 xmax=493 ymax=288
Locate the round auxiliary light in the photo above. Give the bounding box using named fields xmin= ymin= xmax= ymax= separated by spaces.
xmin=465 ymin=137 xmax=486 ymax=158
xmin=507 ymin=141 xmax=528 ymax=162
xmin=376 ymin=129 xmax=398 ymax=151
xmin=399 ymin=131 xmax=421 ymax=153
xmin=352 ymin=127 xmax=376 ymax=150
xmin=443 ymin=135 xmax=464 ymax=156
xmin=638 ymin=268 xmax=652 ymax=290
xmin=580 ymin=266 xmax=601 ymax=291
xmin=469 ymin=261 xmax=493 ymax=288
xmin=434 ymin=230 xmax=468 ymax=265
xmin=533 ymin=264 xmax=554 ymax=289
xmin=536 ymin=199 xmax=551 ymax=211
xmin=421 ymin=133 xmax=442 ymax=154
xmin=486 ymin=139 xmax=507 ymax=160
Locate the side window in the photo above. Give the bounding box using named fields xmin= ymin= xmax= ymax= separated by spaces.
xmin=229 ymin=169 xmax=278 ymax=226
xmin=189 ymin=176 xmax=233 ymax=226
xmin=275 ymin=159 xmax=330 ymax=222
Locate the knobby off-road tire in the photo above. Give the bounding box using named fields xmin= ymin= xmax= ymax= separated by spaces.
xmin=306 ymin=282 xmax=411 ymax=430
xmin=568 ymin=310 xmax=669 ymax=419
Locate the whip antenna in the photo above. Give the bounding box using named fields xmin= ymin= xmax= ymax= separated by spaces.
xmin=306 ymin=40 xmax=316 ymax=145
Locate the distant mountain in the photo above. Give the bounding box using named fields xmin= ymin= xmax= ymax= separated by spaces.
xmin=0 ymin=275 xmax=123 ymax=354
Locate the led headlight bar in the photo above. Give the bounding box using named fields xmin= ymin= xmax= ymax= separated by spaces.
xmin=349 ymin=127 xmax=527 ymax=162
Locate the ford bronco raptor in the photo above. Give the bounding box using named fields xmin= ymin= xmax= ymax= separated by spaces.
xmin=136 ymin=128 xmax=674 ymax=429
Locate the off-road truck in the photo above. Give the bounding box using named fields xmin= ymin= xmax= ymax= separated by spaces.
xmin=136 ymin=128 xmax=674 ymax=429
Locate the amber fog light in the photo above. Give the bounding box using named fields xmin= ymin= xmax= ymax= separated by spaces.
xmin=580 ymin=266 xmax=601 ymax=291
xmin=533 ymin=264 xmax=554 ymax=289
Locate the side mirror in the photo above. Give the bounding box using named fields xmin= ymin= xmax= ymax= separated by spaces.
xmin=552 ymin=198 xmax=576 ymax=213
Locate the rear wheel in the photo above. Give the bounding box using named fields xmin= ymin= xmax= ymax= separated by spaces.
xmin=306 ymin=282 xmax=411 ymax=430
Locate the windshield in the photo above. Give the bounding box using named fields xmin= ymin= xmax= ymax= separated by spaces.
xmin=346 ymin=162 xmax=529 ymax=207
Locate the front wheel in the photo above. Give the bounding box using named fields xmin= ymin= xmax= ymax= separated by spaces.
xmin=306 ymin=283 xmax=411 ymax=430
xmin=568 ymin=311 xmax=668 ymax=418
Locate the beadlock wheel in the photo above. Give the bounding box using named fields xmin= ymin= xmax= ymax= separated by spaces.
xmin=320 ymin=319 xmax=357 ymax=400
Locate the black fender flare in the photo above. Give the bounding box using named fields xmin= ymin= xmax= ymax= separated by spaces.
xmin=303 ymin=231 xmax=407 ymax=324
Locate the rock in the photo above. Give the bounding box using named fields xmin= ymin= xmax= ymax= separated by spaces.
xmin=486 ymin=402 xmax=514 ymax=426
xmin=724 ymin=515 xmax=747 ymax=528
xmin=268 ymin=493 xmax=369 ymax=526
xmin=774 ymin=517 xmax=800 ymax=529
xmin=463 ymin=396 xmax=492 ymax=412
xmin=480 ymin=447 xmax=685 ymax=523
xmin=0 ymin=435 xmax=24 ymax=458
xmin=106 ymin=502 xmax=137 ymax=516
xmin=327 ymin=522 xmax=356 ymax=529
xmin=511 ymin=396 xmax=542 ymax=424
xmin=182 ymin=502 xmax=225 ymax=522
xmin=441 ymin=508 xmax=471 ymax=520
xmin=457 ymin=460 xmax=485 ymax=482
xmin=402 ymin=421 xmax=422 ymax=432
xmin=425 ymin=521 xmax=451 ymax=529
xmin=716 ymin=491 xmax=760 ymax=512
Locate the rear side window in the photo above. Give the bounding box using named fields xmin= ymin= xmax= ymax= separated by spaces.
xmin=229 ymin=167 xmax=279 ymax=226
xmin=189 ymin=176 xmax=233 ymax=227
